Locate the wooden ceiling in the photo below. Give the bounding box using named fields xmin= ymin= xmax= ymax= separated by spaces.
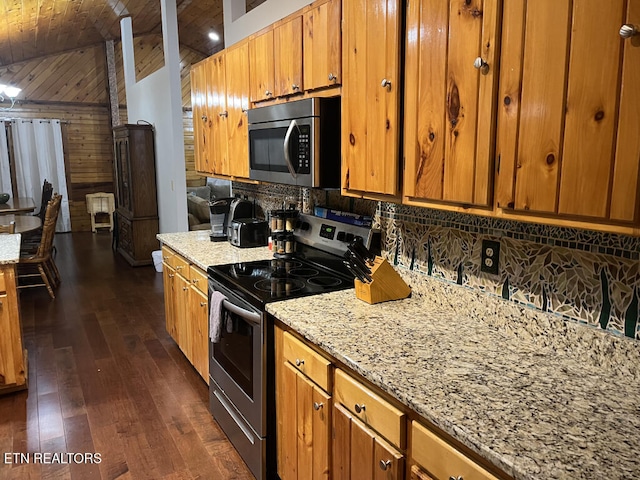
xmin=0 ymin=0 xmax=267 ymax=67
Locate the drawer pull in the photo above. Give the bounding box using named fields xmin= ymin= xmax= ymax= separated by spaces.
xmin=182 ymin=286 xmax=188 ymax=291
xmin=168 ymin=273 xmax=174 ymax=278
xmin=192 ymin=278 xmax=199 ymax=283
xmin=200 ymin=301 xmax=206 ymax=307
xmin=313 ymin=402 xmax=324 ymax=411
xmin=176 ymin=265 xmax=184 ymax=270
xmin=295 ymin=359 xmax=305 ymax=367
xmin=379 ymin=460 xmax=391 ymax=471
xmin=449 ymin=477 xmax=464 ymax=480
xmin=354 ymin=403 xmax=366 ymax=413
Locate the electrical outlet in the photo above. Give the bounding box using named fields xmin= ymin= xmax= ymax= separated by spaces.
xmin=481 ymin=239 xmax=500 ymax=275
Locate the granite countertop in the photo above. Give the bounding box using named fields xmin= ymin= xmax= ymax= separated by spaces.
xmin=267 ymin=289 xmax=640 ymax=480
xmin=0 ymin=234 xmax=22 ymax=264
xmin=154 ymin=232 xmax=639 ymax=479
xmin=156 ymin=231 xmax=272 ymax=271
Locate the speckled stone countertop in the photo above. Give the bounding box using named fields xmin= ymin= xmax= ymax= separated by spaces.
xmin=0 ymin=234 xmax=21 ymax=264
xmin=156 ymin=231 xmax=272 ymax=271
xmin=267 ymin=287 xmax=640 ymax=480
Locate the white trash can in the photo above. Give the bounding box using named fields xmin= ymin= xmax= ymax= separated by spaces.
xmin=152 ymin=250 xmax=163 ymax=273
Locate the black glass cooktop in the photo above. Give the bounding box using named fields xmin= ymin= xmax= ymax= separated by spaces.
xmin=208 ymin=250 xmax=355 ymax=307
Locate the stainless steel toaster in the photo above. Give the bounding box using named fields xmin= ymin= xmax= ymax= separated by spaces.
xmin=228 ymin=218 xmax=269 ymax=248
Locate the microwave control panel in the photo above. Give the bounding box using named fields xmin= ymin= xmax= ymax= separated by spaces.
xmin=296 ymin=125 xmax=311 ymax=174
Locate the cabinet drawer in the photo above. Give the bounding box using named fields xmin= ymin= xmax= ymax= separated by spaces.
xmin=189 ymin=265 xmax=208 ymax=295
xmin=411 ymin=421 xmax=499 ymax=480
xmin=334 ymin=368 xmax=405 ymax=449
xmin=283 ymin=331 xmax=332 ymax=392
xmin=161 ymin=246 xmax=175 ymax=266
xmin=173 ymin=254 xmax=190 ymax=278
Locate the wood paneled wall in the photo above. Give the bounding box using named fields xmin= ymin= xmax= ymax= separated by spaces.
xmin=0 ymin=37 xmax=204 ymax=231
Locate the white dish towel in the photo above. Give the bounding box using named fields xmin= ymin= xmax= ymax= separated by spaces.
xmin=209 ymin=291 xmax=227 ymax=343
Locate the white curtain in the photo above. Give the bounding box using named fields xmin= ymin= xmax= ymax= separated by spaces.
xmin=0 ymin=125 xmax=13 ymax=197
xmin=12 ymin=119 xmax=71 ymax=232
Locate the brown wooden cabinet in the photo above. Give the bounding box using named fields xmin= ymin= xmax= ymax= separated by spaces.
xmin=0 ymin=265 xmax=26 ymax=395
xmin=249 ymin=29 xmax=277 ymax=103
xmin=341 ymin=0 xmax=403 ymax=198
xmin=276 ymin=328 xmax=333 ymax=480
xmin=403 ymin=0 xmax=501 ymax=207
xmin=191 ymin=57 xmax=214 ymax=175
xmin=113 ymin=124 xmax=159 ymax=266
xmin=274 ymin=16 xmax=304 ymax=97
xmin=303 ymin=0 xmax=342 ymax=90
xmin=495 ymin=0 xmax=640 ymax=224
xmin=189 ymin=266 xmax=209 ymax=382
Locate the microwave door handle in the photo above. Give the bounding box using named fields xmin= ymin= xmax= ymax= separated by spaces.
xmin=222 ymin=299 xmax=261 ymax=326
xmin=283 ymin=119 xmax=299 ymax=178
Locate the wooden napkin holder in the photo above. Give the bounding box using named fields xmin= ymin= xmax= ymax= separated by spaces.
xmin=354 ymin=256 xmax=411 ymax=304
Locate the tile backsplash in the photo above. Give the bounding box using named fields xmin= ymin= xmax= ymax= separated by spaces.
xmin=233 ymin=183 xmax=640 ymax=340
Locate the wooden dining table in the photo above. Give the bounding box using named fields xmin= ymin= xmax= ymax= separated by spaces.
xmin=0 ymin=214 xmax=41 ymax=234
xmin=0 ymin=197 xmax=36 ymax=214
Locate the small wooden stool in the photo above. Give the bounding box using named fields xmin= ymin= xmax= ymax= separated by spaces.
xmin=86 ymin=193 xmax=115 ymax=232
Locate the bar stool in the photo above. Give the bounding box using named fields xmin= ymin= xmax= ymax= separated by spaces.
xmin=86 ymin=192 xmax=115 ymax=232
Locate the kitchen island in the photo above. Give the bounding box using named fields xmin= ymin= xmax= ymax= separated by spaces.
xmin=267 ymin=282 xmax=640 ymax=480
xmin=0 ymin=233 xmax=27 ymax=395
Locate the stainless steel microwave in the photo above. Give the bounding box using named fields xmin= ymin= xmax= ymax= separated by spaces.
xmin=247 ymin=97 xmax=341 ymax=188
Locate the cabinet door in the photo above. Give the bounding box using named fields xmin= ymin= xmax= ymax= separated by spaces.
xmin=280 ymin=362 xmax=332 ymax=480
xmin=191 ymin=59 xmax=212 ymax=175
xmin=210 ymin=52 xmax=228 ymax=176
xmin=342 ymin=0 xmax=402 ymax=197
xmin=163 ymin=263 xmax=177 ymax=342
xmin=403 ymin=0 xmax=500 ymax=206
xmin=225 ymin=41 xmax=251 ymax=179
xmin=496 ymin=0 xmax=640 ymax=223
xmin=249 ymin=29 xmax=276 ymax=102
xmin=333 ymin=403 xmax=403 ymax=480
xmin=175 ymin=273 xmax=191 ymax=356
xmin=189 ymin=287 xmax=209 ymax=382
xmin=303 ymin=0 xmax=342 ymax=90
xmin=275 ymin=16 xmax=304 ymax=97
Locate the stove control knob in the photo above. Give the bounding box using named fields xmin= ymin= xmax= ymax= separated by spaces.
xmin=345 ymin=233 xmax=355 ymax=243
xmin=337 ymin=231 xmax=346 ymax=241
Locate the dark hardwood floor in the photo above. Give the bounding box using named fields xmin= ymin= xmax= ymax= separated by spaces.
xmin=0 ymin=232 xmax=254 ymax=480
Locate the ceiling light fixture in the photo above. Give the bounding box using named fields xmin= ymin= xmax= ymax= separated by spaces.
xmin=208 ymin=31 xmax=220 ymax=42
xmin=0 ymin=84 xmax=21 ymax=109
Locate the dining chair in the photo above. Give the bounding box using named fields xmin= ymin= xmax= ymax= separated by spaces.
xmin=17 ymin=194 xmax=62 ymax=299
xmin=0 ymin=222 xmax=16 ymax=234
xmin=37 ymin=179 xmax=54 ymax=222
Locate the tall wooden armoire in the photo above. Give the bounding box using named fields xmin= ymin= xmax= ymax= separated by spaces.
xmin=113 ymin=124 xmax=159 ymax=266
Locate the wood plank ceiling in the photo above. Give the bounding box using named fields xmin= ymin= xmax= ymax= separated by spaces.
xmin=0 ymin=0 xmax=267 ymax=67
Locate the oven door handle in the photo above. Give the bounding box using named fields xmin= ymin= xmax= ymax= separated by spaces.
xmin=223 ymin=299 xmax=261 ymax=325
xmin=283 ymin=119 xmax=299 ymax=178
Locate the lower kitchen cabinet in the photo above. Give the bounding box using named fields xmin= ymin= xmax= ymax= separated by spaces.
xmin=161 ymin=246 xmax=209 ymax=384
xmin=410 ymin=420 xmax=498 ymax=480
xmin=333 ymin=403 xmax=404 ymax=480
xmin=277 ymin=328 xmax=333 ymax=480
xmin=0 ymin=264 xmax=27 ymax=394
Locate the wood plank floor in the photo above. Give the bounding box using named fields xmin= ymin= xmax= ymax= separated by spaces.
xmin=0 ymin=232 xmax=254 ymax=480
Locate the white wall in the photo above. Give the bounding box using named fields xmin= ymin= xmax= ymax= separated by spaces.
xmin=223 ymin=0 xmax=313 ymax=46
xmin=120 ymin=1 xmax=188 ymax=234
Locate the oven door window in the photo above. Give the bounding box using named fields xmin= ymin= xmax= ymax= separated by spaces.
xmin=213 ymin=308 xmax=255 ymax=398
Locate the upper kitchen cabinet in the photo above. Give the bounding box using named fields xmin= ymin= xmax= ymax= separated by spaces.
xmin=249 ymin=29 xmax=277 ymax=102
xmin=274 ymin=16 xmax=304 ymax=97
xmin=495 ymin=0 xmax=640 ymax=224
xmin=191 ymin=57 xmax=214 ymax=176
xmin=303 ymin=0 xmax=342 ymax=90
xmin=342 ymin=0 xmax=403 ymax=199
xmin=403 ymin=0 xmax=501 ymax=207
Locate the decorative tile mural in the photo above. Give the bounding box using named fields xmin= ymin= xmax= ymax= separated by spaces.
xmin=233 ymin=183 xmax=640 ymax=340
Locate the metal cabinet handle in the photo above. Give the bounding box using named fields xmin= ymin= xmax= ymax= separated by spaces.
xmin=201 ymin=115 xmax=207 ymax=122
xmin=192 ymin=278 xmax=198 ymax=283
xmin=200 ymin=301 xmax=206 ymax=307
xmin=295 ymin=359 xmax=305 ymax=367
xmin=449 ymin=476 xmax=464 ymax=480
xmin=218 ymin=111 xmax=228 ymax=117
xmin=292 ymin=84 xmax=300 ymax=91
xmin=328 ymin=73 xmax=337 ymax=82
xmin=313 ymin=402 xmax=324 ymax=411
xmin=176 ymin=265 xmax=184 ymax=270
xmin=168 ymin=273 xmax=174 ymax=278
xmin=620 ymin=24 xmax=638 ymax=38
xmin=380 ymin=78 xmax=391 ymax=90
xmin=474 ymin=57 xmax=489 ymax=74
xmin=182 ymin=286 xmax=188 ymax=291
xmin=265 ymin=90 xmax=273 ymax=97
xmin=354 ymin=403 xmax=365 ymax=413
xmin=379 ymin=460 xmax=391 ymax=471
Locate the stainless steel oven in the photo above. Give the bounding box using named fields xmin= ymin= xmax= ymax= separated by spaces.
xmin=208 ymin=278 xmax=273 ymax=480
xmin=247 ymin=97 xmax=341 ymax=188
